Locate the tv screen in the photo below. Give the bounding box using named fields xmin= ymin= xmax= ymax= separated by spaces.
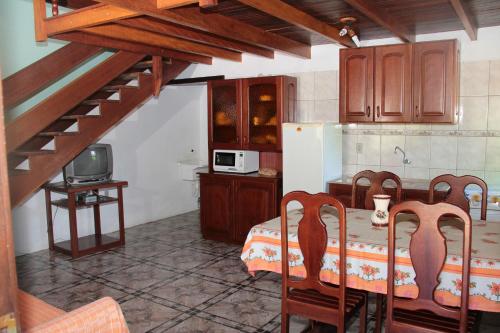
xmin=73 ymin=147 xmax=108 ymax=176
xmin=64 ymin=144 xmax=113 ymax=185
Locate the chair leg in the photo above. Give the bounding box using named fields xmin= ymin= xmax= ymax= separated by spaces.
xmin=359 ymin=295 xmax=368 ymax=333
xmin=281 ymin=311 xmax=290 ymax=333
xmin=374 ymin=293 xmax=384 ymax=333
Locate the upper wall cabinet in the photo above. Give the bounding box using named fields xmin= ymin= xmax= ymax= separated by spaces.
xmin=340 ymin=40 xmax=458 ymax=124
xmin=413 ymin=41 xmax=458 ymax=123
xmin=208 ymin=76 xmax=297 ymax=152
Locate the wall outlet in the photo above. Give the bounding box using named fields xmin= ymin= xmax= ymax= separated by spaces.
xmin=356 ymin=143 xmax=363 ymax=154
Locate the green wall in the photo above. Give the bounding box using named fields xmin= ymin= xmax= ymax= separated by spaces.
xmin=0 ymin=0 xmax=113 ymax=120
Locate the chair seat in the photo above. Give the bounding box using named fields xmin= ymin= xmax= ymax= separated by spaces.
xmin=288 ymin=288 xmax=366 ymax=321
xmin=393 ymin=308 xmax=479 ymax=333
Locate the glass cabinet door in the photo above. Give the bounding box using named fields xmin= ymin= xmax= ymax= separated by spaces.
xmin=210 ymin=80 xmax=241 ymax=147
xmin=245 ymin=77 xmax=280 ymax=149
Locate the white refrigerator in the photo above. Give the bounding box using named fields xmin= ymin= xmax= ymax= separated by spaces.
xmin=282 ymin=123 xmax=343 ymax=197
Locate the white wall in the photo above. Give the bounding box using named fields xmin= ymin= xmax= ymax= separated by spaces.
xmin=12 ymin=85 xmax=205 ymax=255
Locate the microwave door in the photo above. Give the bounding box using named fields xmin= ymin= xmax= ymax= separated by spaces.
xmin=216 ymin=152 xmax=236 ymax=167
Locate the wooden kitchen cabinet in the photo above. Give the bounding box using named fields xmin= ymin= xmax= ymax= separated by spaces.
xmin=339 ymin=47 xmax=374 ymax=123
xmin=413 ymin=40 xmax=459 ymax=123
xmin=200 ymin=172 xmax=281 ymax=244
xmin=208 ymin=76 xmax=296 ymax=152
xmin=208 ymin=79 xmax=242 ymax=149
xmin=200 ymin=174 xmax=233 ymax=240
xmin=340 ymin=40 xmax=458 ymax=124
xmin=374 ymin=44 xmax=412 ymax=123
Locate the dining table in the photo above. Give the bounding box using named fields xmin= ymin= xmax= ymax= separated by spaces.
xmin=240 ymin=207 xmax=500 ymax=313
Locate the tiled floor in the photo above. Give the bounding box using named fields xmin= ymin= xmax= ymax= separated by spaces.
xmin=16 ymin=210 xmax=500 ymax=332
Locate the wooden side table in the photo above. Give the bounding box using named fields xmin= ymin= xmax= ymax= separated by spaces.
xmin=44 ymin=180 xmax=127 ymax=258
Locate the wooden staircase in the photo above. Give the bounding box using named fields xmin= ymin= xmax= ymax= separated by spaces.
xmin=5 ymin=51 xmax=189 ymax=208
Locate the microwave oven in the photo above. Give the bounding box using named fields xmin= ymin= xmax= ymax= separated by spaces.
xmin=213 ymin=150 xmax=259 ymax=173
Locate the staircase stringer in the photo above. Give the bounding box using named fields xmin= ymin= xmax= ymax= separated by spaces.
xmin=8 ymin=59 xmax=191 ymax=208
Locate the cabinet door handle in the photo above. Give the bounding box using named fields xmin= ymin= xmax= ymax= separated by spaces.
xmin=415 ymin=105 xmax=419 ymax=118
xmin=376 ymin=106 xmax=381 ymax=118
xmin=367 ymin=106 xmax=371 ymax=117
xmin=236 ymin=136 xmax=239 ymax=143
xmin=243 ymin=136 xmax=247 ymax=144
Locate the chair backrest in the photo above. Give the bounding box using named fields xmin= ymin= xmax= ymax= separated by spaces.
xmin=280 ymin=192 xmax=347 ymax=321
xmin=352 ymin=170 xmax=402 ymax=209
xmin=429 ymin=174 xmax=488 ymax=220
xmin=387 ymin=201 xmax=472 ymax=333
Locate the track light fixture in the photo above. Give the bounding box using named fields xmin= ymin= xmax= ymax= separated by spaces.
xmin=339 ymin=16 xmax=360 ymax=47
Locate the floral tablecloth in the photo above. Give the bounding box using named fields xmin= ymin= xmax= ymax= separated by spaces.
xmin=241 ymin=207 xmax=500 ymax=312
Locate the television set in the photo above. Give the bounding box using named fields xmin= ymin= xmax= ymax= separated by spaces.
xmin=63 ymin=144 xmax=113 ymax=185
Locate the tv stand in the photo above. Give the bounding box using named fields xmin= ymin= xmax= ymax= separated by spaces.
xmin=44 ymin=180 xmax=128 ymax=258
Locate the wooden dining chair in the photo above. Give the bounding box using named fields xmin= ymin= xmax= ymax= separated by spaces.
xmin=280 ymin=191 xmax=367 ymax=333
xmin=429 ymin=174 xmax=488 ymax=221
xmin=351 ymin=170 xmax=402 ymax=333
xmin=387 ymin=201 xmax=478 ymax=333
xmin=352 ymin=170 xmax=402 ymax=210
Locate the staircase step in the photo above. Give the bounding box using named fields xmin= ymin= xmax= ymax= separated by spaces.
xmin=133 ymin=59 xmax=171 ymax=69
xmin=38 ymin=131 xmax=79 ymax=137
xmin=61 ymin=114 xmax=101 ymax=120
xmin=9 ymin=169 xmax=30 ymax=176
xmin=13 ymin=150 xmax=56 ymax=157
xmin=101 ymin=85 xmax=139 ymax=92
xmin=118 ymin=72 xmax=151 ymax=80
xmin=81 ymin=99 xmax=120 ymax=106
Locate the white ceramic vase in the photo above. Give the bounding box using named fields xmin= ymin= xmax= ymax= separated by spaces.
xmin=371 ymin=194 xmax=391 ymax=226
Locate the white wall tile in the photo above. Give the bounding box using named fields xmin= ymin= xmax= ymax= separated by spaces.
xmin=297 ymin=100 xmax=314 ymax=122
xmin=431 ymin=123 xmax=458 ymax=131
xmin=380 ymin=135 xmax=405 ymax=167
xmin=460 ymin=61 xmax=490 ymax=96
xmin=342 ymin=134 xmax=357 ymax=165
xmin=314 ymin=70 xmax=337 ymax=100
xmin=485 ymin=137 xmax=500 ymax=171
xmin=404 ymin=167 xmax=430 ymax=180
xmin=314 ymin=99 xmax=339 ymax=122
xmin=485 ymin=171 xmax=500 ymax=186
xmin=357 ymin=165 xmax=381 ymax=173
xmin=430 ymin=136 xmax=458 ymax=169
xmin=357 ymin=135 xmax=381 ymax=166
xmin=343 ymin=164 xmax=357 ymax=177
xmin=458 ymin=97 xmax=489 ymax=131
xmin=457 ymin=136 xmax=487 ymax=170
xmin=357 ymin=124 xmax=381 ymax=130
xmin=488 ymin=96 xmax=500 ymax=131
xmin=296 ymin=72 xmax=315 ymax=101
xmin=405 ymin=136 xmax=431 ymax=168
xmin=456 ymin=169 xmax=486 ymax=179
xmin=489 ymin=60 xmax=500 ymax=96
xmin=429 ymin=168 xmax=457 ymax=179
xmin=405 ymin=124 xmax=431 ymax=131
xmin=381 ymin=166 xmax=404 ymax=178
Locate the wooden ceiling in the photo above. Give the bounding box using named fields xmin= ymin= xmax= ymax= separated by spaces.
xmin=41 ymin=0 xmax=500 ymax=65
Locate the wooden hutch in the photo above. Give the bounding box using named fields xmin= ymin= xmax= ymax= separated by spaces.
xmin=200 ymin=75 xmax=296 ymax=243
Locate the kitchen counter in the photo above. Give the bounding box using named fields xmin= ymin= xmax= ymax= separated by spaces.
xmin=328 ymin=176 xmax=449 ymax=191
xmin=198 ymin=170 xmax=282 ymax=180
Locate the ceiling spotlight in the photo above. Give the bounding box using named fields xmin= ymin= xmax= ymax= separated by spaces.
xmin=338 ymin=16 xmax=360 ymax=47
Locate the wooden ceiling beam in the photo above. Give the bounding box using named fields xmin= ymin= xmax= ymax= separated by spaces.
xmin=117 ymin=17 xmax=274 ymax=58
xmin=55 ymin=31 xmax=212 ymax=64
xmin=344 ymin=0 xmax=415 ymax=43
xmin=237 ymin=0 xmax=354 ymax=48
xmin=95 ymin=0 xmax=310 ymax=58
xmin=44 ymin=4 xmax=137 ymax=38
xmin=449 ymin=0 xmax=477 ymax=40
xmin=81 ymin=24 xmax=242 ymax=61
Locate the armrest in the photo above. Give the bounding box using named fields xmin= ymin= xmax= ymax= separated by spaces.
xmin=25 ymin=297 xmax=129 ymax=333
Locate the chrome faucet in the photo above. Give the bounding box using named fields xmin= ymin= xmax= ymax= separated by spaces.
xmin=394 ymin=146 xmax=411 ymax=165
